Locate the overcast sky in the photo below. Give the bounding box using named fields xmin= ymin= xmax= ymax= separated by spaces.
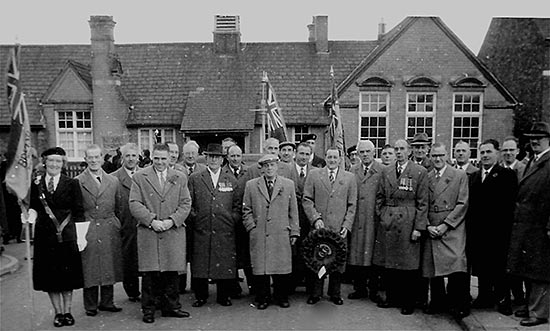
xmin=1 ymin=0 xmax=548 ymax=54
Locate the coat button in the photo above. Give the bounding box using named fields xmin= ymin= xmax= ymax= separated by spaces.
xmin=266 ymin=234 xmax=269 ymax=237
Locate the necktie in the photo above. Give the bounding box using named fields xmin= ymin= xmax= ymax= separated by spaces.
xmin=96 ymin=176 xmax=101 ymax=186
xmin=300 ymin=167 xmax=305 ymax=178
xmin=435 ymin=171 xmax=441 ymax=182
xmin=267 ymin=180 xmax=274 ymax=197
xmin=234 ymin=167 xmax=239 ymax=177
xmin=482 ymin=170 xmax=489 ymax=182
xmin=160 ymin=173 xmax=166 ymax=188
xmin=48 ymin=176 xmax=55 ymax=194
xmin=188 ymin=166 xmax=194 ymax=175
xmin=329 ymin=170 xmax=335 ymax=183
xmin=364 ymin=167 xmax=368 ymax=176
xmin=397 ymin=165 xmax=403 ymax=177
xmin=130 ymin=170 xmax=135 ymax=177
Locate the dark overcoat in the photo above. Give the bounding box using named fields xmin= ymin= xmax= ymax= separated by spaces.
xmin=242 ymin=175 xmax=299 ymax=275
xmin=422 ymin=166 xmax=468 ymax=277
xmin=188 ymin=168 xmax=238 ymax=279
xmin=129 ymin=166 xmax=191 ymax=272
xmin=467 ymin=164 xmax=517 ymax=276
xmin=76 ymin=169 xmax=123 ymax=287
xmin=373 ymin=161 xmax=429 ymax=270
xmin=507 ymin=152 xmax=550 ymax=282
xmin=348 ymin=161 xmax=383 ymax=267
xmin=111 ymin=167 xmax=140 ymax=281
xmin=31 ymin=174 xmax=84 ymax=292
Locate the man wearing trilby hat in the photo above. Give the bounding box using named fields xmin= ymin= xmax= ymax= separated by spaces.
xmin=507 ymin=122 xmax=550 ymax=327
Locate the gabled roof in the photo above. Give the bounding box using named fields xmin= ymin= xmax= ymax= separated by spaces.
xmin=331 ymin=16 xmax=518 ymax=105
xmin=1 ymin=40 xmax=376 ymax=128
xmin=42 ymin=60 xmax=92 ymax=103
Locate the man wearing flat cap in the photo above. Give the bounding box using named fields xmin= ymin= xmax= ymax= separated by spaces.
xmin=410 ymin=132 xmax=434 ymax=171
xmin=302 ymin=133 xmax=326 ymax=168
xmin=507 ymin=122 xmax=550 ymax=327
xmin=279 ymin=141 xmax=296 ymax=164
xmin=242 ymin=154 xmax=299 ymax=309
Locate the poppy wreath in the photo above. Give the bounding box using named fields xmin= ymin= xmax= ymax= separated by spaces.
xmin=302 ymin=228 xmax=347 ymax=275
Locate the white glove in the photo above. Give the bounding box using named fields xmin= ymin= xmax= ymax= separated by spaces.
xmin=21 ymin=209 xmax=37 ymax=224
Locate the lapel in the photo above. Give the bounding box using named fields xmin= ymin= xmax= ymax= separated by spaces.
xmin=97 ymin=169 xmax=108 ymax=197
xmin=387 ymin=161 xmax=399 ymax=189
xmin=118 ymin=168 xmax=133 ymax=190
xmin=520 ymin=152 xmax=549 ymax=184
xmin=270 ymin=176 xmax=283 ymax=202
xmin=257 ymin=176 xmax=270 ymax=202
xmin=54 ymin=175 xmax=69 ymax=198
xmin=320 ymin=167 xmax=332 ymax=192
xmin=143 ymin=167 xmax=163 ymax=197
xmin=80 ymin=169 xmax=100 ymax=198
xmin=434 ymin=167 xmax=452 ymax=196
xmin=200 ymin=169 xmax=215 ymax=194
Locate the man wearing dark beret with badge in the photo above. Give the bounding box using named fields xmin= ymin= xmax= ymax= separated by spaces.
xmin=507 ymin=122 xmax=550 ymax=327
xmin=188 ymin=144 xmax=238 ymax=307
xmin=302 ymin=133 xmax=326 ymax=168
xmin=242 ymin=154 xmax=299 ymax=309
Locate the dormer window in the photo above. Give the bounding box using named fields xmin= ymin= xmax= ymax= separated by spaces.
xmin=357 ymin=76 xmax=393 ymax=89
xmin=404 ymin=76 xmax=440 ymax=88
xmin=450 ymin=76 xmax=486 ymax=88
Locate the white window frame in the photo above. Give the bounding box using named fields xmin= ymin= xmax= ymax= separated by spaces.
xmin=451 ymin=92 xmax=483 ymax=160
xmin=138 ymin=128 xmax=177 ymax=152
xmin=405 ymin=92 xmax=436 ymax=141
xmin=359 ymin=92 xmax=389 ymax=157
xmin=55 ymin=110 xmax=93 ymax=161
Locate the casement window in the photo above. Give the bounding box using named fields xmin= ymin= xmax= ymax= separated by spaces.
xmin=56 ymin=110 xmax=93 ymax=160
xmin=292 ymin=126 xmax=310 ymax=143
xmin=452 ymin=93 xmax=482 ymax=159
xmin=138 ymin=128 xmax=176 ymax=152
xmin=359 ymin=92 xmax=389 ymax=157
xmin=406 ymin=93 xmax=435 ymax=141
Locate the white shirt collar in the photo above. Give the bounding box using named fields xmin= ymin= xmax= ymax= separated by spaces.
xmin=435 ymin=165 xmax=447 ymax=177
xmin=208 ymin=167 xmax=221 ymax=187
xmin=295 ymin=163 xmax=307 ymax=173
xmin=124 ymin=167 xmax=137 ymax=177
xmin=535 ymin=147 xmax=550 ymax=161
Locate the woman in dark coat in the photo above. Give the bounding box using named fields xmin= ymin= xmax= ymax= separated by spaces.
xmin=27 ymin=147 xmax=84 ymax=327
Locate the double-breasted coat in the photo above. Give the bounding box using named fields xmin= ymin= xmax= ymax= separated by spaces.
xmin=422 ymin=166 xmax=468 ymax=277
xmin=242 ymin=175 xmax=299 ymax=275
xmin=373 ymin=162 xmax=429 ymax=270
xmin=348 ymin=161 xmax=383 ymax=267
xmin=129 ymin=166 xmax=191 ymax=272
xmin=111 ymin=167 xmax=140 ymax=281
xmin=31 ymin=174 xmax=84 ymax=292
xmin=286 ymin=162 xmax=312 ymax=239
xmin=76 ymin=169 xmax=123 ymax=287
xmin=188 ymin=168 xmax=238 ymax=279
xmin=467 ymin=164 xmax=517 ymax=276
xmin=507 ymin=152 xmax=550 ymax=282
xmin=302 ymin=167 xmax=357 ymax=233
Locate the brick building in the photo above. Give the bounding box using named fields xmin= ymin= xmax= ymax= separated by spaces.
xmin=478 ymin=17 xmax=550 ymax=137
xmin=0 ymin=15 xmax=517 ymax=162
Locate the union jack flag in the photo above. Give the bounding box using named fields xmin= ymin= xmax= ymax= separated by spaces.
xmin=5 ymin=45 xmax=33 ymax=204
xmin=263 ymin=72 xmax=288 ymax=142
xmin=328 ymin=66 xmax=345 ymax=156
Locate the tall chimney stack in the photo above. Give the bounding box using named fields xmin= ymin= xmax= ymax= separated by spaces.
xmin=310 ymin=16 xmax=329 ymax=53
xmin=378 ymin=18 xmax=386 ymax=41
xmin=89 ymin=15 xmax=128 ymax=150
xmin=213 ymin=15 xmax=241 ymax=55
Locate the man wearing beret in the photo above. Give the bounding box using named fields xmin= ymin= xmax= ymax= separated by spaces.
xmin=507 ymin=122 xmax=550 ymax=327
xmin=242 ymin=154 xmax=299 ymax=309
xmin=302 ymin=133 xmax=326 ymax=168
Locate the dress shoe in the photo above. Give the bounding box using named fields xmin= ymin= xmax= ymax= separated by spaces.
xmin=520 ymin=317 xmax=548 ymax=327
xmin=257 ymin=302 xmax=268 ymax=310
xmin=85 ymin=309 xmax=98 ymax=316
xmin=306 ymin=296 xmax=320 ymax=305
xmin=142 ymin=314 xmax=155 ymax=323
xmin=401 ymin=307 xmax=415 ymax=315
xmin=216 ymin=298 xmax=232 ymax=306
xmin=192 ymin=299 xmax=207 ymax=307
xmin=53 ymin=314 xmax=64 ymax=327
xmin=348 ymin=291 xmax=368 ymax=300
xmin=161 ymin=309 xmax=190 ymax=318
xmin=63 ymin=313 xmax=75 ymax=326
xmin=98 ymin=305 xmax=122 ymax=312
xmin=277 ymin=300 xmax=290 ymax=308
xmin=330 ymin=297 xmax=344 ymax=305
xmin=497 ymin=302 xmax=513 ymax=316
xmin=128 ymin=296 xmax=140 ymax=302
xmin=514 ymin=309 xmax=529 ymax=318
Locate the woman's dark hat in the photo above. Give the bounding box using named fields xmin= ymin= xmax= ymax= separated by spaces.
xmin=41 ymin=147 xmax=66 ymax=157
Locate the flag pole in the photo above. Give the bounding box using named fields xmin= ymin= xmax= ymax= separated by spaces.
xmin=18 ymin=199 xmax=35 ymax=330
xmin=260 ymin=71 xmax=268 ymax=152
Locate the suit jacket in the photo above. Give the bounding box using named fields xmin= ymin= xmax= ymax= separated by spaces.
xmin=188 ymin=168 xmax=238 ymax=279
xmin=303 ymin=167 xmax=357 ymax=233
xmin=422 ymin=166 xmax=468 ymax=277
xmin=311 ymin=154 xmax=326 ymax=168
xmin=242 ymin=175 xmax=299 ymax=275
xmin=500 ymin=160 xmax=526 ymax=182
xmin=180 ymin=163 xmax=207 ymax=177
xmin=111 ymin=166 xmax=140 ymax=278
xmin=467 ymin=164 xmax=517 ymax=276
xmin=373 ymin=161 xmax=429 ymax=270
xmin=130 ymin=166 xmax=191 ymax=272
xmin=508 ymin=152 xmax=550 ymax=281
xmin=287 ymin=162 xmax=312 ymax=238
xmin=348 ymin=161 xmax=383 ymax=267
xmin=76 ymin=168 xmax=123 ymax=287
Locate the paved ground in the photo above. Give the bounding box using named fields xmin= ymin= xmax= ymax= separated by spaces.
xmin=0 ymin=242 xmax=547 ymax=331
